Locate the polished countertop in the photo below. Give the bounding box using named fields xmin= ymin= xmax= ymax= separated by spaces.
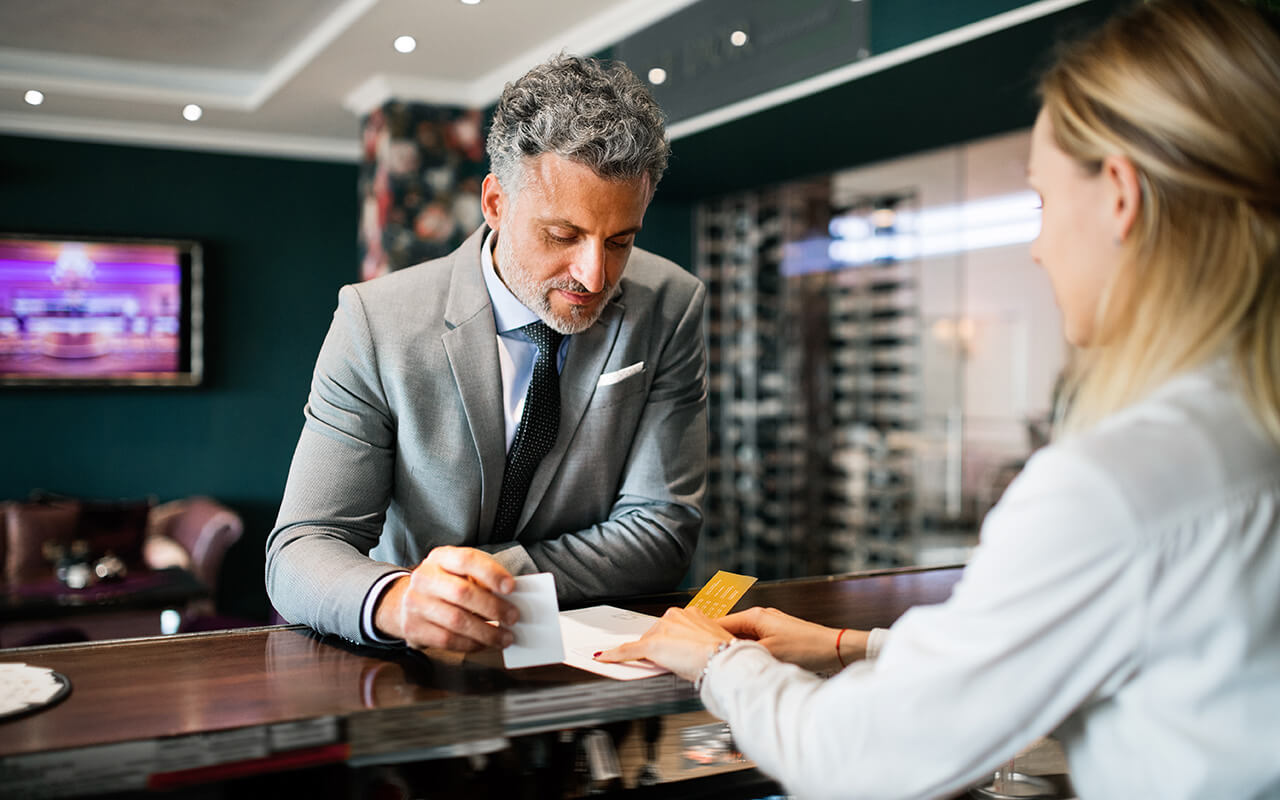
xmin=0 ymin=566 xmax=965 ymax=794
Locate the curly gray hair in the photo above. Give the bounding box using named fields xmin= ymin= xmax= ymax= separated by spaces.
xmin=486 ymin=53 xmax=669 ymax=194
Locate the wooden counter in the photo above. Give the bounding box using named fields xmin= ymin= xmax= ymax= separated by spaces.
xmin=0 ymin=566 xmax=963 ymax=797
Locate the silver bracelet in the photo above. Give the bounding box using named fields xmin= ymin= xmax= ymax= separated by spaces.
xmin=694 ymin=639 xmax=738 ymax=692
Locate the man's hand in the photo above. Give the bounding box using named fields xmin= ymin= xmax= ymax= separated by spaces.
xmin=373 ymin=546 xmax=519 ymax=652
xmin=719 ymin=607 xmax=868 ymax=672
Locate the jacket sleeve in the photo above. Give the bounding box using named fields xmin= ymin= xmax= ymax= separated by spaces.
xmin=265 ymin=284 xmax=406 ymax=644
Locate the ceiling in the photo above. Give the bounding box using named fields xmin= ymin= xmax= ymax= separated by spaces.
xmin=0 ymin=0 xmax=700 ymax=162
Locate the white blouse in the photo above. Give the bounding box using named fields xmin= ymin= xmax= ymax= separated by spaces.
xmin=702 ymin=361 xmax=1280 ymax=799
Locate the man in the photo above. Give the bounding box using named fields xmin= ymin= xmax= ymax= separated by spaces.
xmin=265 ymin=54 xmax=707 ymax=653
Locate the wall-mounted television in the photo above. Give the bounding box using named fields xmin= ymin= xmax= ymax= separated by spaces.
xmin=0 ymin=233 xmax=203 ymax=387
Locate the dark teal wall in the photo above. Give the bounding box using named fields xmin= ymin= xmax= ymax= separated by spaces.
xmin=870 ymin=0 xmax=1037 ymax=52
xmin=0 ymin=135 xmax=357 ymax=620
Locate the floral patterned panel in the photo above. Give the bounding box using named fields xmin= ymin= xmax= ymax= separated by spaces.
xmin=358 ymin=102 xmax=489 ymax=281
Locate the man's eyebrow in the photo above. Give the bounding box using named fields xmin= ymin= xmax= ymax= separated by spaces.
xmin=534 ymin=218 xmax=643 ymax=237
xmin=535 ymin=217 xmax=582 ymax=231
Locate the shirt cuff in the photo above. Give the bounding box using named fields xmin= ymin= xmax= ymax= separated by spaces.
xmin=865 ymin=627 xmax=890 ymax=661
xmin=361 ymin=570 xmax=410 ymax=645
xmin=698 ymin=639 xmax=774 ymax=716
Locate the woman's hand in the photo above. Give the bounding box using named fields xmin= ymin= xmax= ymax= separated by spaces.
xmin=720 ymin=607 xmax=868 ymax=673
xmin=595 ymin=606 xmax=734 ymax=682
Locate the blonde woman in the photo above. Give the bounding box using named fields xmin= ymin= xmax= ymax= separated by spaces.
xmin=598 ymin=1 xmax=1280 ymax=797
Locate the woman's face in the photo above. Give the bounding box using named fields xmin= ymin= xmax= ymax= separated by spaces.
xmin=1027 ymin=109 xmax=1123 ymax=347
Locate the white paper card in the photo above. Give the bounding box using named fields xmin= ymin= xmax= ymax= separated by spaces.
xmin=502 ymin=573 xmax=565 ymax=669
xmin=559 ymin=606 xmax=669 ymax=681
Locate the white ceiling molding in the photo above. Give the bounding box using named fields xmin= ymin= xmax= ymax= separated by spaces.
xmin=0 ymin=111 xmax=359 ymax=163
xmin=245 ymin=0 xmax=379 ymax=109
xmin=666 ymin=0 xmax=1090 ymax=141
xmin=0 ymin=47 xmax=260 ymax=109
xmin=0 ymin=0 xmax=375 ymax=112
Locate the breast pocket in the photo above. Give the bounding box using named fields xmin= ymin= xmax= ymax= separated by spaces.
xmin=589 ymin=369 xmax=648 ymax=409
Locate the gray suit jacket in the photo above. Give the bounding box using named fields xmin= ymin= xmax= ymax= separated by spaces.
xmin=266 ymin=226 xmax=708 ymax=644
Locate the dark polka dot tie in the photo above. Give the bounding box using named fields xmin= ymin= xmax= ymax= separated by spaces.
xmin=493 ymin=321 xmax=564 ymax=540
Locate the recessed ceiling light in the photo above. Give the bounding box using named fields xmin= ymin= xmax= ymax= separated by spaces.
xmin=648 ymin=67 xmax=667 ymax=85
xmin=24 ymin=89 xmax=44 ymax=105
xmin=460 ymin=0 xmax=482 ymax=5
xmin=394 ymin=35 xmax=416 ymax=53
xmin=182 ymin=104 xmax=203 ymax=122
xmin=730 ymin=31 xmax=748 ymax=47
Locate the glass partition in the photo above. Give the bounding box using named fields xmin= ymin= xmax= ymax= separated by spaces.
xmin=691 ymin=128 xmax=1065 ymax=584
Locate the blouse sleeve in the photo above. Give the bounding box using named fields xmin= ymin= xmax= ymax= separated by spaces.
xmin=700 ymin=445 xmax=1144 ymax=800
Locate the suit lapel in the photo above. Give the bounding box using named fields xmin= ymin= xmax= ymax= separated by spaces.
xmin=441 ymin=227 xmax=506 ymax=544
xmin=515 ymin=296 xmax=625 ymax=535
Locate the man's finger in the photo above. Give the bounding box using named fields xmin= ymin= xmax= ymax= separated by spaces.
xmin=401 ymin=616 xmax=507 ymax=653
xmin=417 ymin=566 xmax=519 ymax=626
xmin=427 ymin=546 xmax=515 ymax=594
xmin=402 ymin=590 xmax=513 ymax=650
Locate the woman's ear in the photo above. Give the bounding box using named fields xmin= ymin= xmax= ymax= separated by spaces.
xmin=1103 ymin=154 xmax=1141 ymax=244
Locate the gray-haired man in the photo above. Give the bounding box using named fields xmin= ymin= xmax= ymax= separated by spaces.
xmin=266 ymin=54 xmax=707 ymax=653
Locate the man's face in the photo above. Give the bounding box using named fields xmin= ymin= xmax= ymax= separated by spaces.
xmin=481 ymin=153 xmax=650 ymax=334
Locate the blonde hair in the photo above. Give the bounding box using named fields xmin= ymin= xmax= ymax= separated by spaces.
xmin=1040 ymin=0 xmax=1280 ymax=442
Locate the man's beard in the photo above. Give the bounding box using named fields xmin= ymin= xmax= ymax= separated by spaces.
xmin=495 ymin=233 xmax=616 ymax=335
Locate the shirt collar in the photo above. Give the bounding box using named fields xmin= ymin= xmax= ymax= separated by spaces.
xmin=481 ymin=228 xmax=541 ymax=335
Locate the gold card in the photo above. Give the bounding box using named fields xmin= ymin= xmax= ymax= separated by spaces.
xmin=686 ymin=570 xmax=758 ymax=618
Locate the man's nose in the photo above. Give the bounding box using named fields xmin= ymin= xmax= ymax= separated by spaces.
xmin=569 ymin=242 xmax=607 ymax=293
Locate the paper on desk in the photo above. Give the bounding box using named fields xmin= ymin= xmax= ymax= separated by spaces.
xmin=503 ymin=573 xmax=566 ymax=669
xmin=559 ymin=606 xmax=668 ymax=681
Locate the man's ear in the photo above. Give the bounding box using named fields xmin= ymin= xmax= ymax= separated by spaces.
xmin=1103 ymin=154 xmax=1141 ymax=243
xmin=481 ymin=173 xmax=506 ymax=231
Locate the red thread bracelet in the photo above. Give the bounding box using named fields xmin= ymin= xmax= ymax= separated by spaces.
xmin=835 ymin=628 xmax=849 ymax=669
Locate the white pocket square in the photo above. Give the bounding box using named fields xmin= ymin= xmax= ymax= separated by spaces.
xmin=597 ymin=361 xmax=645 ymax=387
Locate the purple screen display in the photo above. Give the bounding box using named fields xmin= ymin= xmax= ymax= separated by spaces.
xmin=0 ymin=238 xmax=184 ymax=380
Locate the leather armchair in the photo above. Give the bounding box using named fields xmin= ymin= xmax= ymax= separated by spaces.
xmin=145 ymin=496 xmax=244 ymax=594
xmin=1 ymin=495 xmax=245 ymax=646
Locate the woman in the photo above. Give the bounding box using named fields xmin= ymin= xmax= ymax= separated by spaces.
xmin=597 ymin=1 xmax=1280 ymax=797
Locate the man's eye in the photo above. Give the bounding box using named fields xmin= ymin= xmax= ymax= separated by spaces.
xmin=547 ymin=231 xmax=576 ymax=243
xmin=607 ymin=239 xmax=634 ymax=250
